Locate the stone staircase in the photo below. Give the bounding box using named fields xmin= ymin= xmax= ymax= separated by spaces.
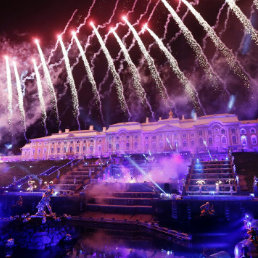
xmin=86 ymin=183 xmax=159 ymax=214
xmin=184 ymin=157 xmax=238 ymax=195
xmin=53 ymin=159 xmax=108 ymax=195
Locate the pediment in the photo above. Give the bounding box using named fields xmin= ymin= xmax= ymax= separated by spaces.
xmin=155 ymin=124 xmax=179 ymax=132
xmin=67 ymin=133 xmax=75 ymax=138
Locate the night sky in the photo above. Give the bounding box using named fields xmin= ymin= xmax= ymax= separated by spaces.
xmin=0 ymin=0 xmax=257 ymax=154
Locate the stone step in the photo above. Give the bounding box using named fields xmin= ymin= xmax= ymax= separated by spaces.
xmin=91 ymin=197 xmax=154 ymax=206
xmin=113 ymin=192 xmax=157 ymax=198
xmin=86 ymin=203 xmax=153 ymax=214
xmin=53 ymin=184 xmax=80 ymax=190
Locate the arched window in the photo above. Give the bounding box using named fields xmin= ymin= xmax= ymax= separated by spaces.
xmin=231 ymin=128 xmax=236 ymax=134
xmin=69 ymin=147 xmax=73 ymax=152
xmin=232 ymin=136 xmax=237 ymax=144
xmin=221 ymin=136 xmax=227 ymax=144
xmin=221 ymin=129 xmax=226 ymax=134
xmin=199 ymin=138 xmax=203 ymax=145
xmin=250 ymin=128 xmax=256 ymax=134
xmin=116 ymin=144 xmax=119 ymax=150
xmin=126 ymin=143 xmax=130 ymax=150
xmin=251 ymin=135 xmax=257 ymax=145
xmin=208 ymin=138 xmax=213 ymax=145
xmin=241 ymin=135 xmax=247 ymax=146
xmin=240 ymin=128 xmax=246 ymax=135
xmin=76 ymin=146 xmax=79 ymax=152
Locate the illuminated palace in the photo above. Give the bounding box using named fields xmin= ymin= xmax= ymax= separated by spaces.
xmin=20 ymin=112 xmax=258 ymax=161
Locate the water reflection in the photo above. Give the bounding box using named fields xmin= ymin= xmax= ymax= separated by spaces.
xmin=1 ymin=225 xmax=240 ymax=257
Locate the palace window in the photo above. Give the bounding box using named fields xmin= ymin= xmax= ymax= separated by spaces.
xmin=221 ymin=136 xmax=227 ymax=144
xmin=57 ymin=148 xmax=60 ymax=153
xmin=208 ymin=138 xmax=213 ymax=145
xmin=198 ymin=130 xmax=202 ymax=136
xmin=134 ymin=142 xmax=138 ymax=148
xmin=76 ymin=146 xmax=79 ymax=152
xmin=250 ymin=128 xmax=256 ymax=134
xmin=83 ymin=146 xmax=86 ymax=152
xmin=231 ymin=128 xmax=236 ymax=134
xmin=251 ymin=135 xmax=257 ymax=145
xmin=126 ymin=143 xmax=130 ymax=150
xmin=241 ymin=135 xmax=247 ymax=146
xmin=51 ymin=148 xmax=54 ymax=153
xmin=191 ymin=141 xmax=194 ymax=146
xmin=64 ymin=147 xmax=67 ymax=153
xmin=240 ymin=128 xmax=246 ymax=135
xmin=116 ymin=144 xmax=119 ymax=150
xmin=183 ymin=141 xmax=187 ymax=147
xmin=221 ymin=129 xmax=226 ymax=134
xmin=69 ymin=147 xmax=73 ymax=152
xmin=232 ymin=136 xmax=237 ymax=145
xmin=208 ymin=130 xmax=212 ymax=135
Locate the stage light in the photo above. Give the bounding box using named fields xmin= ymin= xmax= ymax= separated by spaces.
xmin=34 ymin=38 xmax=39 ymax=44
xmin=122 ymin=15 xmax=127 ymax=21
xmin=57 ymin=34 xmax=62 ymax=40
xmin=71 ymin=30 xmax=76 ymax=36
xmin=4 ymin=55 xmax=9 ymax=60
xmin=89 ymin=21 xmax=94 ymax=27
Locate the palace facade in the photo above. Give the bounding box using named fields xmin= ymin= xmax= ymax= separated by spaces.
xmin=18 ymin=113 xmax=258 ymax=161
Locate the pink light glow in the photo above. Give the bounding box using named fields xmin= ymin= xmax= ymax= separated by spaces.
xmin=122 ymin=15 xmax=127 ymax=21
xmin=34 ymin=38 xmax=40 ymax=44
xmin=109 ymin=27 xmax=115 ymax=33
xmin=71 ymin=30 xmax=76 ymax=36
xmin=89 ymin=21 xmax=95 ymax=27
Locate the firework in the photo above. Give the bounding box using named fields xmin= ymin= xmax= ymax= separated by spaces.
xmin=13 ymin=61 xmax=26 ymax=134
xmin=110 ymin=28 xmax=154 ymax=117
xmin=144 ymin=24 xmax=202 ymax=113
xmin=160 ymin=0 xmax=219 ymax=86
xmin=5 ymin=56 xmax=13 ymax=128
xmin=180 ymin=0 xmax=250 ymax=87
xmin=226 ymin=0 xmax=258 ymax=45
xmin=91 ymin=22 xmax=130 ymax=117
xmin=58 ymin=35 xmax=80 ymax=129
xmin=32 ymin=59 xmax=48 ymax=135
xmin=123 ymin=17 xmax=171 ymax=107
xmin=35 ymin=39 xmax=60 ymax=123
xmin=72 ymin=31 xmax=103 ymax=121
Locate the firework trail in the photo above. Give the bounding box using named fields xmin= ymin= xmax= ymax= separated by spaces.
xmin=123 ymin=18 xmax=171 ymax=108
xmin=96 ymin=0 xmax=152 ymax=95
xmin=145 ymin=25 xmax=203 ymax=113
xmin=13 ymin=62 xmax=27 ymax=140
xmin=32 ymin=59 xmax=48 ymax=135
xmin=91 ymin=23 xmax=130 ymax=117
xmin=47 ymin=9 xmax=79 ymax=65
xmin=58 ymin=36 xmax=81 ymax=129
xmin=115 ymin=0 xmax=153 ymax=72
xmin=5 ymin=56 xmax=13 ymax=129
xmin=180 ymin=0 xmax=250 ymax=87
xmin=111 ymin=28 xmax=155 ymax=118
xmin=226 ymin=0 xmax=258 ymax=45
xmin=254 ymin=0 xmax=258 ymax=10
xmin=160 ymin=0 xmax=219 ymax=87
xmin=71 ymin=0 xmax=124 ymax=94
xmin=166 ymin=0 xmax=200 ymax=50
xmin=89 ymin=0 xmax=120 ymax=75
xmin=72 ymin=31 xmax=103 ymax=122
xmin=202 ymin=2 xmax=227 ymax=53
xmin=211 ymin=5 xmax=231 ymax=65
xmin=35 ymin=39 xmax=60 ymax=124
